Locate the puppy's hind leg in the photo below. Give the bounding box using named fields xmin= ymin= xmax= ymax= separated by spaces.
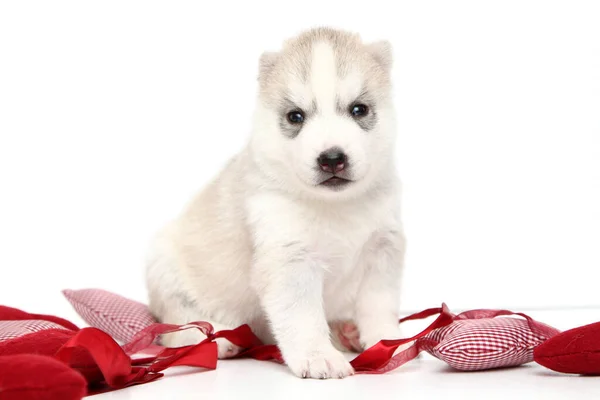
xmin=146 ymin=247 xmax=242 ymax=358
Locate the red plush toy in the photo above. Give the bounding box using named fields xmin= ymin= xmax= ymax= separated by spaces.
xmin=0 ymin=354 xmax=86 ymax=400
xmin=0 ymin=329 xmax=104 ymax=383
xmin=534 ymin=321 xmax=600 ymax=375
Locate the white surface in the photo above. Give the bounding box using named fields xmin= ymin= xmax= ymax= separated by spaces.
xmin=92 ymin=308 xmax=600 ymax=400
xmin=0 ymin=1 xmax=599 ymax=314
xmin=97 ymin=359 xmax=599 ymax=400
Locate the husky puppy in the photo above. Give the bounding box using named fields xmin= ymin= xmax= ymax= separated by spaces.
xmin=146 ymin=27 xmax=405 ymax=379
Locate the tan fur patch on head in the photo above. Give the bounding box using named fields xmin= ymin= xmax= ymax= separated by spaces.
xmin=257 ymin=27 xmax=392 ymax=109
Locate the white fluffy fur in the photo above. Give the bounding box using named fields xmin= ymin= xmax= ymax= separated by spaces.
xmin=146 ymin=27 xmax=405 ymax=379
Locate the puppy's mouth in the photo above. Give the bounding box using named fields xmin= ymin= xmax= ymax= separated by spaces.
xmin=318 ymin=176 xmax=353 ymax=189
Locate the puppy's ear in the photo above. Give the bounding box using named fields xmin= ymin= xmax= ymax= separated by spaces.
xmin=367 ymin=40 xmax=393 ymax=70
xmin=258 ymin=51 xmax=279 ymax=82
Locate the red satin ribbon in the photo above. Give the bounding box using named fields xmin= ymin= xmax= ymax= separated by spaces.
xmin=55 ymin=328 xmax=163 ymax=392
xmin=454 ymin=308 xmax=560 ymax=338
xmin=52 ymin=303 xmax=554 ymax=393
xmin=350 ymin=303 xmax=454 ymax=373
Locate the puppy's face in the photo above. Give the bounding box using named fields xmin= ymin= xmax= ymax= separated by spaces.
xmin=251 ymin=28 xmax=397 ymax=200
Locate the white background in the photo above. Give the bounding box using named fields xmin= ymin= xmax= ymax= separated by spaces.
xmin=1 ymin=0 xmax=599 ymax=320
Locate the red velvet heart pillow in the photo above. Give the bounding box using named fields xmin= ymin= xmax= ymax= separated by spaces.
xmin=0 ymin=329 xmax=106 ymax=383
xmin=534 ymin=321 xmax=600 ymax=375
xmin=0 ymin=354 xmax=86 ymax=400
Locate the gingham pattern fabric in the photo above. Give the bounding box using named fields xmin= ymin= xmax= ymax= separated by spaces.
xmin=419 ymin=317 xmax=551 ymax=371
xmin=0 ymin=320 xmax=66 ymax=342
xmin=63 ymin=289 xmax=156 ymax=343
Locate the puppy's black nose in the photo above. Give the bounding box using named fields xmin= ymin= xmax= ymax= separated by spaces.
xmin=317 ymin=149 xmax=347 ymax=173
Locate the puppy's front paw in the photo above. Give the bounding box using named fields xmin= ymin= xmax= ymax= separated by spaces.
xmin=286 ymin=347 xmax=354 ymax=379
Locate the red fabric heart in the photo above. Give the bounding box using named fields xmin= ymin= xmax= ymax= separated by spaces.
xmin=62 ymin=289 xmax=155 ymax=343
xmin=534 ymin=321 xmax=600 ymax=375
xmin=0 ymin=329 xmax=75 ymax=358
xmin=0 ymin=329 xmax=104 ymax=383
xmin=0 ymin=354 xmax=86 ymax=400
xmin=351 ymin=306 xmax=560 ymax=373
xmin=418 ymin=309 xmax=560 ymax=371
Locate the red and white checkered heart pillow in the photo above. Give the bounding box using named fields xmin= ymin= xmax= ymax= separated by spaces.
xmin=416 ymin=309 xmax=560 ymax=371
xmin=0 ymin=305 xmax=80 ymax=343
xmin=62 ymin=289 xmax=156 ymax=343
xmin=0 ymin=320 xmax=68 ymax=342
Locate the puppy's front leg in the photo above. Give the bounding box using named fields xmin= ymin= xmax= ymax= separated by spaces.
xmin=355 ymin=229 xmax=405 ymax=350
xmin=252 ymin=242 xmax=354 ymax=379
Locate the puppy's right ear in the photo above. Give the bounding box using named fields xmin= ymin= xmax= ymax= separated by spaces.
xmin=366 ymin=40 xmax=393 ymax=71
xmin=258 ymin=51 xmax=279 ymax=82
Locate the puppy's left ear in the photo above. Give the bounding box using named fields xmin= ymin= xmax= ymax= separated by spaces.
xmin=258 ymin=51 xmax=279 ymax=82
xmin=367 ymin=40 xmax=393 ymax=70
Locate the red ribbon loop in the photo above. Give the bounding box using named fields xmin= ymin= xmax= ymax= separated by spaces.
xmin=351 ymin=303 xmax=454 ymax=373
xmin=55 ymin=328 xmax=162 ymax=390
xmin=455 ymin=308 xmax=560 ymax=338
xmin=55 ymin=322 xmax=220 ymax=392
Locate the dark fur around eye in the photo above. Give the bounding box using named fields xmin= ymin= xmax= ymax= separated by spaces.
xmin=278 ymin=98 xmax=316 ymax=138
xmin=346 ymin=103 xmax=377 ymax=131
xmin=280 ymin=109 xmax=306 ymax=138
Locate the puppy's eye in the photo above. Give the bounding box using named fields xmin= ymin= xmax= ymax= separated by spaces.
xmin=287 ymin=110 xmax=305 ymax=124
xmin=350 ymin=104 xmax=369 ymax=117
